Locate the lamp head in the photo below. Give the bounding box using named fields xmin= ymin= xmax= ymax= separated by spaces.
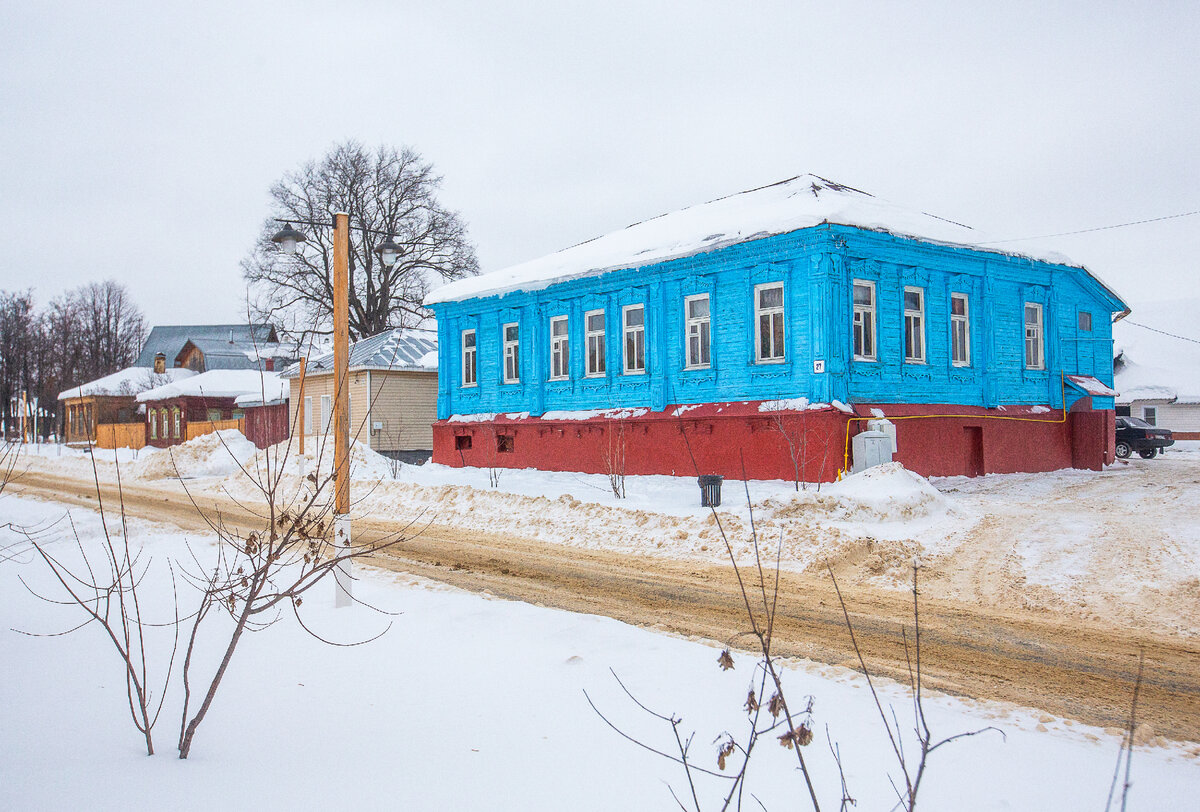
xmin=271 ymin=222 xmax=308 ymax=255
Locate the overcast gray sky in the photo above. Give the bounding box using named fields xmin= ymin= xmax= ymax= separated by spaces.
xmin=2 ymin=1 xmax=1197 ymax=327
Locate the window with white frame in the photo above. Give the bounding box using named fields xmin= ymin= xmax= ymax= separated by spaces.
xmin=321 ymin=394 xmax=332 ymax=433
xmin=1143 ymin=406 xmax=1157 ymax=426
xmin=503 ymin=323 xmax=520 ymax=383
xmin=950 ymin=293 xmax=970 ymax=367
xmin=149 ymin=409 xmax=157 ymax=439
xmin=904 ymin=286 xmax=926 ymax=363
xmin=755 ymin=282 xmax=785 ymax=363
xmin=173 ymin=408 xmax=181 ymax=439
xmin=549 ymin=316 xmax=569 ymax=380
xmin=585 ymin=309 xmax=606 ymax=376
xmin=303 ymin=396 xmax=313 ymax=434
xmin=685 ymin=294 xmax=711 ymax=369
xmin=623 ymin=304 xmax=645 ymax=374
xmin=461 ymin=329 xmax=477 ymax=387
xmin=1024 ymin=303 xmax=1044 ymax=369
xmin=852 ymin=280 xmax=876 ymax=360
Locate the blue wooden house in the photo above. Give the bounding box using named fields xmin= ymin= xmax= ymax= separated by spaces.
xmin=424 ymin=175 xmax=1126 ymax=480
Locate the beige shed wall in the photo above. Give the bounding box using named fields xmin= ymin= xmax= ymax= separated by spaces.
xmin=368 ymin=371 xmax=438 ymax=451
xmin=286 ymin=372 xmax=371 ymax=446
xmin=287 ymin=369 xmax=436 ymax=452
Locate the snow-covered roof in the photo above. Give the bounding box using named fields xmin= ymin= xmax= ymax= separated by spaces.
xmin=136 ymin=323 xmax=276 ymax=367
xmin=58 ymin=367 xmax=196 ymax=401
xmin=176 ymin=337 xmax=293 ymax=371
xmin=426 ymin=174 xmax=1109 ymax=306
xmin=281 ymin=328 xmax=437 ymax=377
xmin=137 ymin=370 xmax=285 ymax=403
xmin=1113 ymin=299 xmax=1200 ymax=404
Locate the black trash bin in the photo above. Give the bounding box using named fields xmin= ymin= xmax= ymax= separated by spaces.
xmin=698 ymin=474 xmax=724 ymax=507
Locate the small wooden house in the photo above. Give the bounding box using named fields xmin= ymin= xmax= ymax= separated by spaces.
xmin=137 ymin=370 xmax=285 ymax=448
xmin=137 ymin=323 xmax=293 ymax=373
xmin=58 ymin=367 xmax=195 ymax=447
xmin=282 ymin=328 xmax=438 ymax=459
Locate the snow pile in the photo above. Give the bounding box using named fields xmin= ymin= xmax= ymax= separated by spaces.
xmin=228 ymin=439 xmax=396 ymax=489
xmin=130 ymin=430 xmax=258 ymax=479
xmin=826 ymin=463 xmax=952 ymax=521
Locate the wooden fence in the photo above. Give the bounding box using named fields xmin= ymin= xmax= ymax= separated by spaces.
xmin=186 ymin=418 xmax=245 ymax=442
xmin=95 ymin=423 xmax=146 ymax=450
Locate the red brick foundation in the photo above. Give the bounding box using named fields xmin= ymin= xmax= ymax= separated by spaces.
xmin=433 ymin=401 xmax=1115 ymax=482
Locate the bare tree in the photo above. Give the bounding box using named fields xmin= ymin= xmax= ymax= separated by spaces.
xmin=604 ymin=418 xmax=627 ymax=499
xmin=243 ymin=142 xmax=479 ymax=343
xmin=14 ymin=452 xmax=176 ymax=756
xmin=173 ymin=412 xmax=416 ymax=758
xmin=0 ymin=290 xmax=36 ymax=436
xmin=74 ymin=280 xmax=147 ymax=383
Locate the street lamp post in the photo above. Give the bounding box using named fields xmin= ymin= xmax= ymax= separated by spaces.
xmin=271 ymin=215 xmax=402 ymax=608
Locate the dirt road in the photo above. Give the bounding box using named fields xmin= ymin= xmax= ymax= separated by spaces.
xmin=10 ymin=467 xmax=1200 ymax=744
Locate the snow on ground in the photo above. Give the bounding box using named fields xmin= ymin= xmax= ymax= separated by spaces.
xmin=11 ymin=435 xmax=1200 ymax=636
xmin=2 ymin=493 xmax=1197 ymax=810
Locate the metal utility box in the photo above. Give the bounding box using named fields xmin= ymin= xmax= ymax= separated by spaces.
xmin=851 ymin=429 xmax=893 ymax=473
xmin=867 ymin=418 xmax=898 ymax=453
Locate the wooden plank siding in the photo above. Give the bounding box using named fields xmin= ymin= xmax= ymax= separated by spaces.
xmin=368 ymin=371 xmax=438 ymax=451
xmin=288 ymin=369 xmax=437 ymax=452
xmin=186 ymin=418 xmax=244 ymax=441
xmin=95 ymin=422 xmax=146 ymax=450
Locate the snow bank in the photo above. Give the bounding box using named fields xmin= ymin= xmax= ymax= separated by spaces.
xmin=130 ymin=430 xmax=258 ymax=479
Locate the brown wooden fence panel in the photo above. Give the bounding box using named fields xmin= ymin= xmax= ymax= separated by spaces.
xmin=96 ymin=423 xmax=146 ymax=450
xmin=243 ymin=403 xmax=291 ymax=449
xmin=186 ymin=418 xmax=245 ymax=442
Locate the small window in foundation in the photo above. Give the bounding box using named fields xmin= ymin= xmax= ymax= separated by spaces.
xmin=454 ymin=435 xmax=473 ymax=451
xmin=496 ymin=434 xmax=515 ymax=453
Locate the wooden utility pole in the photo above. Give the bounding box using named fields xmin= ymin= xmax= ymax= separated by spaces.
xmin=296 ymin=357 xmax=307 ymax=456
xmin=333 ymin=212 xmax=350 ymax=515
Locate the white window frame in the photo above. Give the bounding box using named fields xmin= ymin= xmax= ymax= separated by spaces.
xmin=950 ymin=292 xmax=970 ymax=367
xmin=852 ymin=280 xmax=876 ymax=361
xmin=622 ymin=304 xmax=645 ymax=375
xmin=461 ymin=329 xmax=477 ymax=387
xmin=173 ymin=407 xmax=181 ymax=439
xmin=303 ymin=396 xmax=313 ymax=434
xmin=684 ymin=293 xmax=711 ymax=370
xmin=754 ymin=282 xmax=786 ymax=363
xmin=148 ymin=409 xmax=157 ymax=440
xmin=585 ymin=309 xmax=606 ymax=377
xmin=320 ymin=394 xmax=332 ymax=433
xmin=1024 ymin=302 xmax=1044 ymax=370
xmin=904 ymin=286 xmax=926 ymax=364
xmin=503 ymin=322 xmax=520 ymax=384
xmin=549 ymin=316 xmax=570 ymax=380
xmin=1143 ymin=406 xmax=1157 ymax=426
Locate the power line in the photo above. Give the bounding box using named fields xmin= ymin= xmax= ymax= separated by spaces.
xmin=982 ymin=209 xmax=1200 ymax=244
xmin=1124 ymin=319 xmax=1200 ymax=346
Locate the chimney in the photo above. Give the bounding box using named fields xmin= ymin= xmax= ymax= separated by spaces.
xmin=153 ymin=352 xmax=166 ymax=374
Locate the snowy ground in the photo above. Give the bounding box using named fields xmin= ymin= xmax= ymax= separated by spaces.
xmin=2 ymin=493 xmax=1198 ymax=810
xmin=16 ymin=433 xmax=1199 ymax=637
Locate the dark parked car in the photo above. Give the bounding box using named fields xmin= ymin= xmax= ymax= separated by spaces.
xmin=1115 ymin=416 xmax=1174 ymax=459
